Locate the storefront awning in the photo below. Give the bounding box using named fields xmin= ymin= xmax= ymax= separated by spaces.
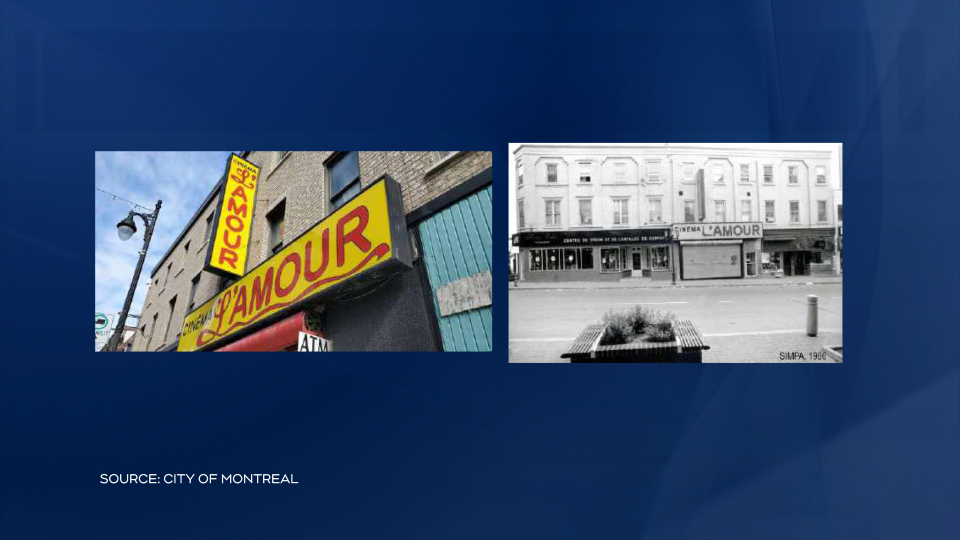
xmin=213 ymin=312 xmax=320 ymax=352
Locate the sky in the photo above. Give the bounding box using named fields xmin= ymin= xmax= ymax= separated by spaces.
xmin=95 ymin=152 xmax=233 ymax=340
xmin=507 ymin=142 xmax=843 ymax=250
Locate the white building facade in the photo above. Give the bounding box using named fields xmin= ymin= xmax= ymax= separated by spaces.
xmin=512 ymin=144 xmax=842 ymax=282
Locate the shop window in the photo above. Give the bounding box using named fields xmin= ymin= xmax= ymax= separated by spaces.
xmin=327 ymin=151 xmax=361 ymax=211
xmin=579 ymin=163 xmax=591 ymax=183
xmin=650 ymin=246 xmax=670 ymax=270
xmin=546 ymin=163 xmax=558 ymax=183
xmin=601 ymin=248 xmax=621 ymax=272
xmin=614 ymin=162 xmax=626 ymax=181
xmin=517 ymin=162 xmax=523 ymax=187
xmin=788 ymin=165 xmax=798 ymax=184
xmin=164 ymin=295 xmax=177 ymax=343
xmin=648 ymin=197 xmax=662 ymax=223
xmin=790 ymin=200 xmax=800 ymax=223
xmin=684 ymin=200 xmax=696 ymax=222
xmin=530 ymin=250 xmax=543 ymax=272
xmin=740 ymin=164 xmax=750 ymax=183
xmin=712 ymin=164 xmax=724 ymax=184
xmin=817 ymin=200 xmax=828 ymax=222
xmin=763 ymin=164 xmax=773 ymax=184
xmin=545 ymin=248 xmax=561 ymax=271
xmin=648 ymin=162 xmax=660 ymax=183
xmin=816 ymin=166 xmax=826 ymax=184
xmin=765 ymin=200 xmax=776 ymax=223
xmin=714 ymin=200 xmax=726 ymax=222
xmin=740 ymin=200 xmax=752 ymax=222
xmin=580 ymin=248 xmax=594 ymax=270
xmin=544 ymin=199 xmax=561 ymax=227
xmin=563 ymin=248 xmax=579 ymax=269
xmin=188 ymin=273 xmax=201 ymax=311
xmin=612 ymin=198 xmax=629 ymax=226
xmin=267 ymin=200 xmax=286 ymax=255
xmin=811 ymin=251 xmax=824 ymax=264
xmin=578 ymin=199 xmax=592 ymax=226
xmin=518 ymin=200 xmax=525 ymax=229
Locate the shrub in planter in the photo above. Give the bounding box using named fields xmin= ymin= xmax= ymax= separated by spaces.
xmin=644 ymin=313 xmax=676 ymax=342
xmin=601 ymin=307 xmax=676 ymax=345
xmin=601 ymin=309 xmax=635 ymax=345
xmin=627 ymin=305 xmax=654 ymax=335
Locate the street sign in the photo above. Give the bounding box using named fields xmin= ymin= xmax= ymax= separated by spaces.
xmin=297 ymin=331 xmax=330 ymax=352
xmin=95 ymin=312 xmax=115 ymax=342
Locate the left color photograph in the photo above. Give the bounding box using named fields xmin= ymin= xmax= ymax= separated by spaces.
xmin=95 ymin=151 xmax=493 ymax=352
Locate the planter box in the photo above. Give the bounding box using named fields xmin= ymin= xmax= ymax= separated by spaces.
xmin=562 ymin=320 xmax=709 ymax=363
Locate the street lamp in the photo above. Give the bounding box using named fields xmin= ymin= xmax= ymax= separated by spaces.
xmin=103 ymin=200 xmax=162 ymax=352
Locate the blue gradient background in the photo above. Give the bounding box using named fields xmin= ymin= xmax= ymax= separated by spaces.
xmin=1 ymin=1 xmax=958 ymax=539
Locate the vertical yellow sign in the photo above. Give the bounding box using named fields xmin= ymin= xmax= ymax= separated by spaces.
xmin=207 ymin=154 xmax=259 ymax=277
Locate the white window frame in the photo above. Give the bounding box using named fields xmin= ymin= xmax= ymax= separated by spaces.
xmin=764 ymin=200 xmax=776 ymax=223
xmin=789 ymin=200 xmax=800 ymax=223
xmin=612 ymin=198 xmax=629 ymax=226
xmin=579 ymin=162 xmax=592 ymax=184
xmin=684 ymin=200 xmax=696 ymax=222
xmin=683 ymin=163 xmax=696 ymax=182
xmin=578 ymin=198 xmax=593 ymax=226
xmin=817 ymin=200 xmax=828 ymax=222
xmin=763 ymin=164 xmax=773 ymax=184
xmin=816 ymin=165 xmax=827 ymax=185
xmin=647 ymin=161 xmax=661 ymax=183
xmin=714 ymin=200 xmax=726 ymax=223
xmin=740 ymin=164 xmax=750 ymax=183
xmin=712 ymin=164 xmax=725 ymax=184
xmin=740 ymin=199 xmax=752 ymax=222
xmin=614 ymin=162 xmax=627 ymax=182
xmin=647 ymin=197 xmax=663 ymax=224
xmin=546 ymin=163 xmax=558 ymax=183
xmin=517 ymin=162 xmax=523 ymax=187
xmin=545 ymin=198 xmax=562 ymax=227
xmin=788 ymin=165 xmax=799 ymax=185
xmin=517 ymin=199 xmax=525 ymax=229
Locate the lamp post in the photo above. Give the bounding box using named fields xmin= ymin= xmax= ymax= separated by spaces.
xmin=103 ymin=200 xmax=162 ymax=352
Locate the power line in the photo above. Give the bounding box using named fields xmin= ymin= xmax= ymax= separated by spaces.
xmin=95 ymin=188 xmax=151 ymax=211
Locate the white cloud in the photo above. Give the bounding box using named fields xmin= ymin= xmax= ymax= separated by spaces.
xmin=95 ymin=152 xmax=232 ymax=328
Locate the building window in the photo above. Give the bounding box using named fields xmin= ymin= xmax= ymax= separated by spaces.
xmin=740 ymin=164 xmax=750 ymax=183
xmin=612 ymin=198 xmax=629 ymax=226
xmin=714 ymin=200 xmax=726 ymax=222
xmin=546 ymin=163 xmax=558 ymax=183
xmin=164 ymin=295 xmax=178 ymax=343
xmin=218 ymin=275 xmax=237 ymax=293
xmin=683 ymin=163 xmax=696 ymax=181
xmin=164 ymin=262 xmax=172 ymax=286
xmin=545 ymin=199 xmax=561 ymax=227
xmin=648 ymin=197 xmax=662 ymax=223
xmin=184 ymin=240 xmax=191 ymax=253
xmin=188 ymin=273 xmax=201 ymax=311
xmin=204 ymin=211 xmax=214 ymax=240
xmin=816 ymin=166 xmax=826 ymax=184
xmin=790 ymin=200 xmax=800 ymax=223
xmin=684 ymin=200 xmax=696 ymax=222
xmin=578 ymin=199 xmax=593 ymax=226
xmin=648 ymin=162 xmax=660 ymax=183
xmin=518 ymin=200 xmax=525 ymax=229
xmin=147 ymin=313 xmax=158 ymax=350
xmin=579 ymin=162 xmax=591 ymax=183
xmin=837 ymin=204 xmax=843 ymax=222
xmin=817 ymin=200 xmax=828 ymax=222
xmin=517 ymin=161 xmax=524 ymax=187
xmin=740 ymin=200 xmax=752 ymax=222
xmin=614 ymin=162 xmax=626 ymax=181
xmin=763 ymin=164 xmax=773 ymax=184
xmin=327 ymin=151 xmax=361 ymax=211
xmin=788 ymin=165 xmax=798 ymax=184
xmin=267 ymin=200 xmax=286 ymax=255
xmin=712 ymin=164 xmax=724 ymax=184
xmin=601 ymin=248 xmax=621 ymax=272
xmin=765 ymin=200 xmax=776 ymax=223
xmin=650 ymin=246 xmax=670 ymax=270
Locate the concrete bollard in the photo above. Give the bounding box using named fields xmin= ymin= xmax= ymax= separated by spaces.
xmin=807 ymin=294 xmax=818 ymax=336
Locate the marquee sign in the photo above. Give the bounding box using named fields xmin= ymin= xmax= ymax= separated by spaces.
xmin=179 ymin=176 xmax=411 ymax=352
xmin=513 ymin=228 xmax=671 ymax=247
xmin=673 ymin=222 xmax=763 ymax=241
xmin=205 ymin=154 xmax=261 ymax=277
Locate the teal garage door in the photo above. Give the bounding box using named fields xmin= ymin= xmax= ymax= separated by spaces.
xmin=417 ymin=185 xmax=493 ymax=351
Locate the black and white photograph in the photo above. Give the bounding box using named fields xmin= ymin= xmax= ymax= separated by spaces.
xmin=509 ymin=143 xmax=843 ymax=363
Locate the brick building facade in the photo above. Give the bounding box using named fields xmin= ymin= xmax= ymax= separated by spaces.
xmin=133 ymin=151 xmax=493 ymax=352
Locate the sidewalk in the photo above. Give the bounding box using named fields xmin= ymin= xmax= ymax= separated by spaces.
xmin=703 ymin=330 xmax=842 ymax=363
xmin=510 ymin=275 xmax=842 ymax=290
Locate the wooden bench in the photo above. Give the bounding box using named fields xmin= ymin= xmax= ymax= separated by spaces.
xmin=561 ymin=319 xmax=709 ymax=363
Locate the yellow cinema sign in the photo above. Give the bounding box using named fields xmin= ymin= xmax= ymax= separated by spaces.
xmin=179 ymin=177 xmax=411 ymax=352
xmin=205 ymin=154 xmax=260 ymax=277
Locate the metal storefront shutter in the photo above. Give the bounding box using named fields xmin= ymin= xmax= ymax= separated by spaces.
xmin=417 ymin=185 xmax=493 ymax=351
xmin=681 ymin=243 xmax=742 ymax=279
